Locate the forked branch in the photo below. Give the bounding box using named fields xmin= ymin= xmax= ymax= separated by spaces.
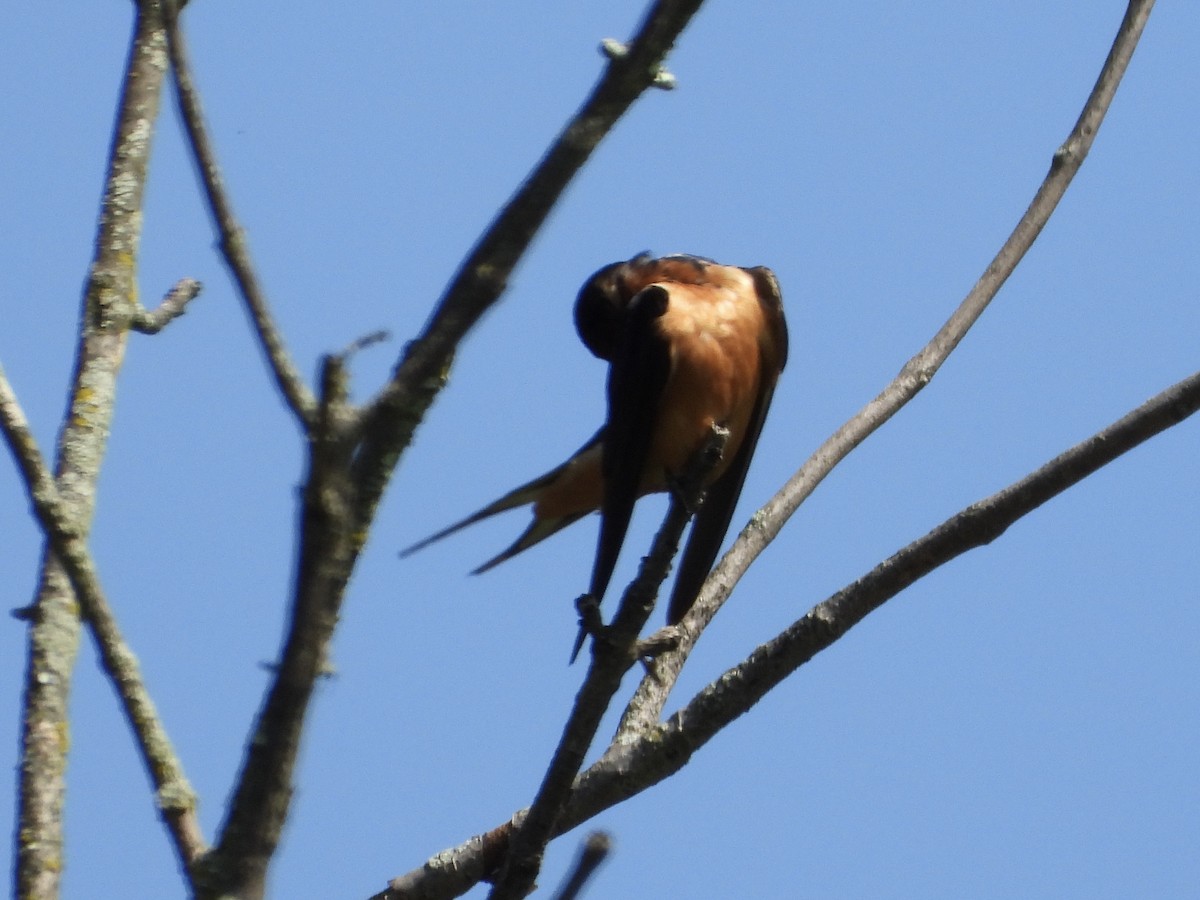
xmin=0 ymin=366 xmax=207 ymax=874
xmin=382 ymin=363 xmax=1198 ymax=900
xmin=583 ymin=367 xmax=1200 ymax=808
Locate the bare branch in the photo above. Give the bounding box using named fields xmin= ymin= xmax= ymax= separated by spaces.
xmin=1 ymin=364 xmax=207 ymax=874
xmin=162 ymin=1 xmax=317 ymax=427
xmin=132 ymin=276 xmax=203 ymax=333
xmin=488 ymin=428 xmax=725 ymax=900
xmin=383 ymin=363 xmax=1198 ymax=900
xmin=350 ymin=0 xmax=710 ymax=530
xmin=377 ymin=430 xmax=721 ymax=900
xmin=582 ymin=366 xmax=1200 ymax=810
xmin=615 ymin=0 xmax=1158 ymax=736
xmin=15 ymin=5 xmax=174 ymax=894
xmin=198 ymin=351 xmax=359 ymax=900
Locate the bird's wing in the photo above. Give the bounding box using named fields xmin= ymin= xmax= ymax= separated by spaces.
xmin=748 ymin=265 xmax=789 ymax=370
xmin=665 ymin=266 xmax=788 ymax=624
xmin=588 ymin=284 xmax=673 ymax=600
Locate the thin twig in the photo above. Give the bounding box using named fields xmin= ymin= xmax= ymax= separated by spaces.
xmin=162 ymin=0 xmax=317 ymax=427
xmin=14 ymin=5 xmax=174 ymax=895
xmin=580 ymin=365 xmax=1200 ymax=811
xmin=0 ymin=365 xmax=208 ymax=873
xmin=382 ymin=362 xmax=1199 ymax=900
xmin=133 ymin=276 xmax=203 ymax=333
xmin=350 ymin=0 xmax=709 ymax=530
xmin=488 ymin=428 xmax=725 ymax=900
xmin=614 ymin=0 xmax=1158 ymax=739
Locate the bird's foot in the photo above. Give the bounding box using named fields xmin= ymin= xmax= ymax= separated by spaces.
xmin=666 ymin=424 xmax=729 ymax=514
xmin=665 ymin=472 xmax=707 ymax=516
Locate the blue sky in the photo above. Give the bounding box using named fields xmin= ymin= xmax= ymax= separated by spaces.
xmin=2 ymin=2 xmax=1197 ymax=898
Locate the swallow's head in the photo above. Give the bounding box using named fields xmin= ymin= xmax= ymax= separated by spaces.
xmin=574 ymin=252 xmax=653 ymax=360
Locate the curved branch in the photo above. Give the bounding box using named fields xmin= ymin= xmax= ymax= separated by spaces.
xmin=580 ymin=366 xmax=1200 ymax=813
xmin=615 ymin=0 xmax=1157 ymax=736
xmin=385 ymin=364 xmax=1198 ymax=900
xmin=132 ymin=276 xmax=203 ymax=334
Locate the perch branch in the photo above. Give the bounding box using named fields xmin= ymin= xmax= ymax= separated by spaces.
xmin=488 ymin=428 xmax=725 ymax=900
xmin=615 ymin=0 xmax=1158 ymax=738
xmin=586 ymin=366 xmax=1200 ymax=806
xmin=381 ymin=361 xmax=1198 ymax=900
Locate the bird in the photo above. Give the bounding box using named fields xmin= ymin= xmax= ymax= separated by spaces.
xmin=401 ymin=253 xmax=788 ymax=659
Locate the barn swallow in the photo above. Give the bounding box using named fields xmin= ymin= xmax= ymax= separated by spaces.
xmin=402 ymin=253 xmax=788 ymax=658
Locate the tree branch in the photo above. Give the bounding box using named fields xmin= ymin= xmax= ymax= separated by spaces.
xmin=162 ymin=0 xmax=317 ymax=427
xmin=614 ymin=0 xmax=1158 ymax=738
xmin=132 ymin=276 xmax=203 ymax=334
xmin=488 ymin=428 xmax=725 ymax=900
xmin=14 ymin=4 xmax=175 ymax=894
xmin=350 ymin=0 xmax=710 ymax=530
xmin=376 ymin=2 xmax=1160 ymax=893
xmin=165 ymin=3 xmax=709 ymax=895
xmin=1 ymin=365 xmax=208 ymax=877
xmin=198 ymin=352 xmax=359 ymax=900
xmin=580 ymin=366 xmax=1200 ymax=812
xmin=383 ymin=362 xmax=1198 ymax=900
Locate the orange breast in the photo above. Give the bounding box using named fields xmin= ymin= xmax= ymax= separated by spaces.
xmin=643 ymin=272 xmax=765 ymax=486
xmin=534 ymin=266 xmax=766 ymax=520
